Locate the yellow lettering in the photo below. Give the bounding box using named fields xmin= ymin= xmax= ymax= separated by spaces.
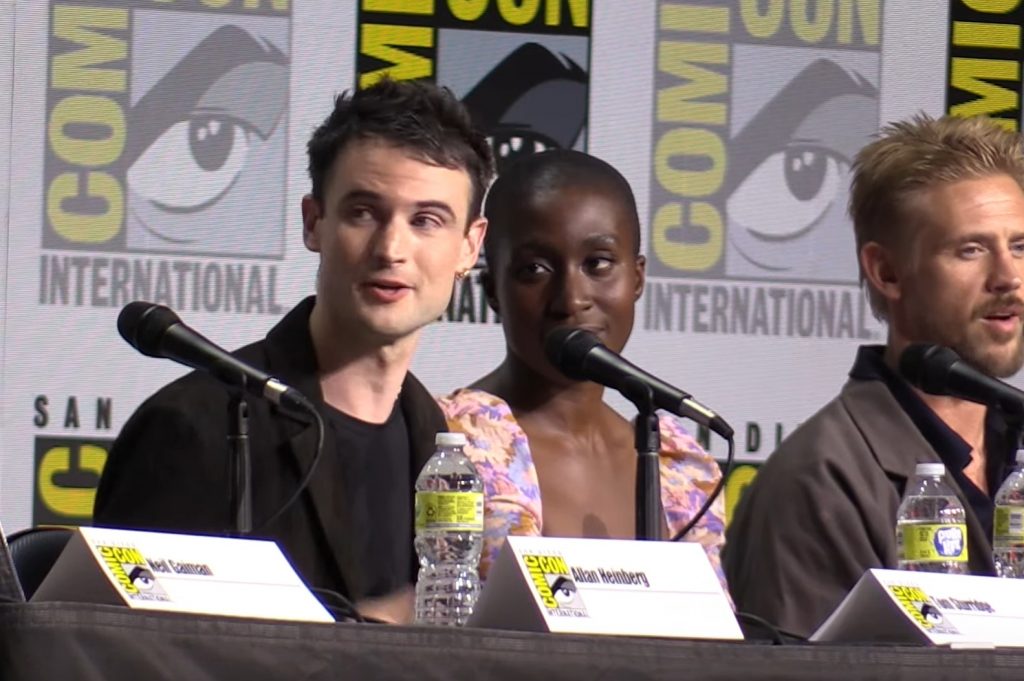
xmin=498 ymin=0 xmax=539 ymax=25
xmin=364 ymin=0 xmax=432 ymax=12
xmin=113 ymin=547 xmax=144 ymax=564
xmin=49 ymin=95 xmax=125 ymax=167
xmin=47 ymin=172 xmax=124 ymax=243
xmin=964 ymin=0 xmax=1021 ymax=11
xmin=448 ymin=0 xmax=487 ymax=20
xmin=740 ymin=0 xmax=783 ymax=38
xmin=202 ymin=0 xmax=232 ymax=8
xmin=37 ymin=445 xmax=107 ymax=519
xmin=950 ymin=57 xmax=1020 ymax=129
xmin=791 ymin=0 xmax=833 ymax=43
xmin=244 ymin=0 xmax=289 ymax=8
xmin=656 ymin=127 xmax=725 ymax=197
xmin=837 ymin=0 xmax=879 ymax=45
xmin=658 ymin=42 xmax=728 ymax=126
xmin=653 ymin=202 xmax=723 ymax=272
xmin=545 ymin=0 xmax=589 ymax=27
xmin=51 ymin=6 xmax=127 ymax=93
xmin=661 ymin=3 xmax=729 ymax=33
xmin=724 ymin=465 xmax=759 ymax=526
xmin=952 ymin=21 xmax=1020 ymax=49
xmin=360 ymin=25 xmax=433 ymax=87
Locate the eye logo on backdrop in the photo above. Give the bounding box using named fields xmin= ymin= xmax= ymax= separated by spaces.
xmin=645 ymin=1 xmax=883 ymax=341
xmin=460 ymin=40 xmax=588 ymax=174
xmin=356 ymin=0 xmax=592 ymax=324
xmin=42 ymin=0 xmax=289 ymax=314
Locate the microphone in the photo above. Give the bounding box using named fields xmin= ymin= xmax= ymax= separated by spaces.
xmin=117 ymin=301 xmax=313 ymax=415
xmin=544 ymin=327 xmax=734 ymax=438
xmin=898 ymin=343 xmax=1024 ymax=415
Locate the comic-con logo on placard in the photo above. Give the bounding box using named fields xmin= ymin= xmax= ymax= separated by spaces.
xmin=521 ymin=553 xmax=588 ymax=618
xmin=96 ymin=544 xmax=169 ymax=602
xmin=887 ymin=585 xmax=959 ymax=635
xmin=357 ymin=1 xmax=591 ymax=174
xmin=644 ymin=2 xmax=883 ymax=341
xmin=42 ymin=1 xmax=289 ymax=313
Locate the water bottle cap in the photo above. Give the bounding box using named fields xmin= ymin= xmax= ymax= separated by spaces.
xmin=435 ymin=432 xmax=467 ymax=447
xmin=915 ymin=462 xmax=945 ymax=477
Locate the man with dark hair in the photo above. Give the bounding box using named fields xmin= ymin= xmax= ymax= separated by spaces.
xmin=95 ymin=79 xmax=493 ymax=622
xmin=724 ymin=114 xmax=1024 ymax=637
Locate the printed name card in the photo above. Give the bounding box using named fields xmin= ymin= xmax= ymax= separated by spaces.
xmin=812 ymin=568 xmax=1024 ymax=647
xmin=469 ymin=536 xmax=741 ymax=640
xmin=33 ymin=527 xmax=333 ymax=623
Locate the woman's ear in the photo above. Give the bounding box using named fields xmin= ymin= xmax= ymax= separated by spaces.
xmin=481 ymin=269 xmax=499 ymax=314
xmin=633 ymin=255 xmax=647 ymax=301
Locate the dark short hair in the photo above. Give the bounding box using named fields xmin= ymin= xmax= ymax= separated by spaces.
xmin=307 ymin=78 xmax=495 ymax=220
xmin=483 ymin=149 xmax=641 ymax=266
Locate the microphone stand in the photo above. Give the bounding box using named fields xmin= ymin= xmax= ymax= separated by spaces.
xmin=226 ymin=388 xmax=252 ymax=536
xmin=622 ymin=377 xmax=662 ymax=541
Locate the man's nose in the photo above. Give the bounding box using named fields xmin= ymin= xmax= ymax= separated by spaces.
xmin=988 ymin=247 xmax=1023 ymax=294
xmin=371 ymin=218 xmax=410 ymax=264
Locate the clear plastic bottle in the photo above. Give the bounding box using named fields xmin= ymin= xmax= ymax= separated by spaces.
xmin=413 ymin=432 xmax=484 ymax=626
xmin=896 ymin=462 xmax=969 ymax=574
xmin=993 ymin=450 xmax=1024 ymax=578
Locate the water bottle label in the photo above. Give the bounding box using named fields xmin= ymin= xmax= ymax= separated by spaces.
xmin=898 ymin=524 xmax=968 ymax=562
xmin=415 ymin=492 xmax=484 ymax=531
xmin=994 ymin=507 xmax=1024 ymax=543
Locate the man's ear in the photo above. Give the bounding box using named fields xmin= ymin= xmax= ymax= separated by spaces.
xmin=633 ymin=255 xmax=647 ymax=301
xmin=860 ymin=241 xmax=902 ymax=307
xmin=301 ymin=194 xmax=323 ymax=252
xmin=459 ymin=217 xmax=488 ymax=273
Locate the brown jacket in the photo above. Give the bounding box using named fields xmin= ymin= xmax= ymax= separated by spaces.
xmin=722 ymin=378 xmax=996 ymax=638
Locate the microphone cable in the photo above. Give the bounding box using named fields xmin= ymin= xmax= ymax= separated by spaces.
xmin=309 ymin=586 xmax=366 ymax=623
xmin=671 ymin=431 xmax=734 ymax=542
xmin=252 ymin=405 xmax=327 ymax=534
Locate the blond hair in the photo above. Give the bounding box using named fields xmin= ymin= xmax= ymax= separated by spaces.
xmin=849 ymin=113 xmax=1024 ymax=320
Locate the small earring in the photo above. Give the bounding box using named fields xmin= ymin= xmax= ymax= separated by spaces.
xmin=455 ymin=269 xmax=468 ymax=280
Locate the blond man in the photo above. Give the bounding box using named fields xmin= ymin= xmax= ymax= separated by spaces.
xmin=723 ymin=114 xmax=1024 ymax=637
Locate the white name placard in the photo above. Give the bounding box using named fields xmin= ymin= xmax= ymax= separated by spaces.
xmin=469 ymin=536 xmax=741 ymax=640
xmin=812 ymin=568 xmax=1024 ymax=647
xmin=33 ymin=527 xmax=333 ymax=623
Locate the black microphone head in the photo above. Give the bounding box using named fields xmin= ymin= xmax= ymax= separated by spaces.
xmin=899 ymin=343 xmax=961 ymax=394
xmin=117 ymin=302 xmax=181 ymax=358
xmin=544 ymin=327 xmax=602 ymax=380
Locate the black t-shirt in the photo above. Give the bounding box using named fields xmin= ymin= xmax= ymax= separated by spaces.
xmin=323 ymin=401 xmax=411 ymax=598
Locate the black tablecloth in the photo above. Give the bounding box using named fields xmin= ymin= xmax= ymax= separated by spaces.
xmin=0 ymin=602 xmax=1022 ymax=680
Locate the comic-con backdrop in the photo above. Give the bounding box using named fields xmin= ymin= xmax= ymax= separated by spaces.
xmin=0 ymin=0 xmax=1019 ymax=531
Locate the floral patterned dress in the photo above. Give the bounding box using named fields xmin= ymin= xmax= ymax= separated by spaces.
xmin=437 ymin=388 xmax=728 ymax=592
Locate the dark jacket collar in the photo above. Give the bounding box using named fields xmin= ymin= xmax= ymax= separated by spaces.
xmin=258 ymin=296 xmax=444 ymax=591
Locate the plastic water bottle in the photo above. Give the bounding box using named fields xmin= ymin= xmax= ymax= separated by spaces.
xmin=993 ymin=450 xmax=1024 ymax=578
xmin=896 ymin=463 xmax=969 ymax=574
xmin=414 ymin=432 xmax=484 ymax=626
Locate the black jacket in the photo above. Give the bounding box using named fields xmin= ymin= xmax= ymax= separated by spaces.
xmin=94 ymin=297 xmax=445 ymax=600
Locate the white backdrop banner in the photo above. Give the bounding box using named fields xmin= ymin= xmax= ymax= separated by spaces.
xmin=2 ymin=0 xmax=1022 ymax=532
xmin=0 ymin=0 xmax=15 ymax=499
